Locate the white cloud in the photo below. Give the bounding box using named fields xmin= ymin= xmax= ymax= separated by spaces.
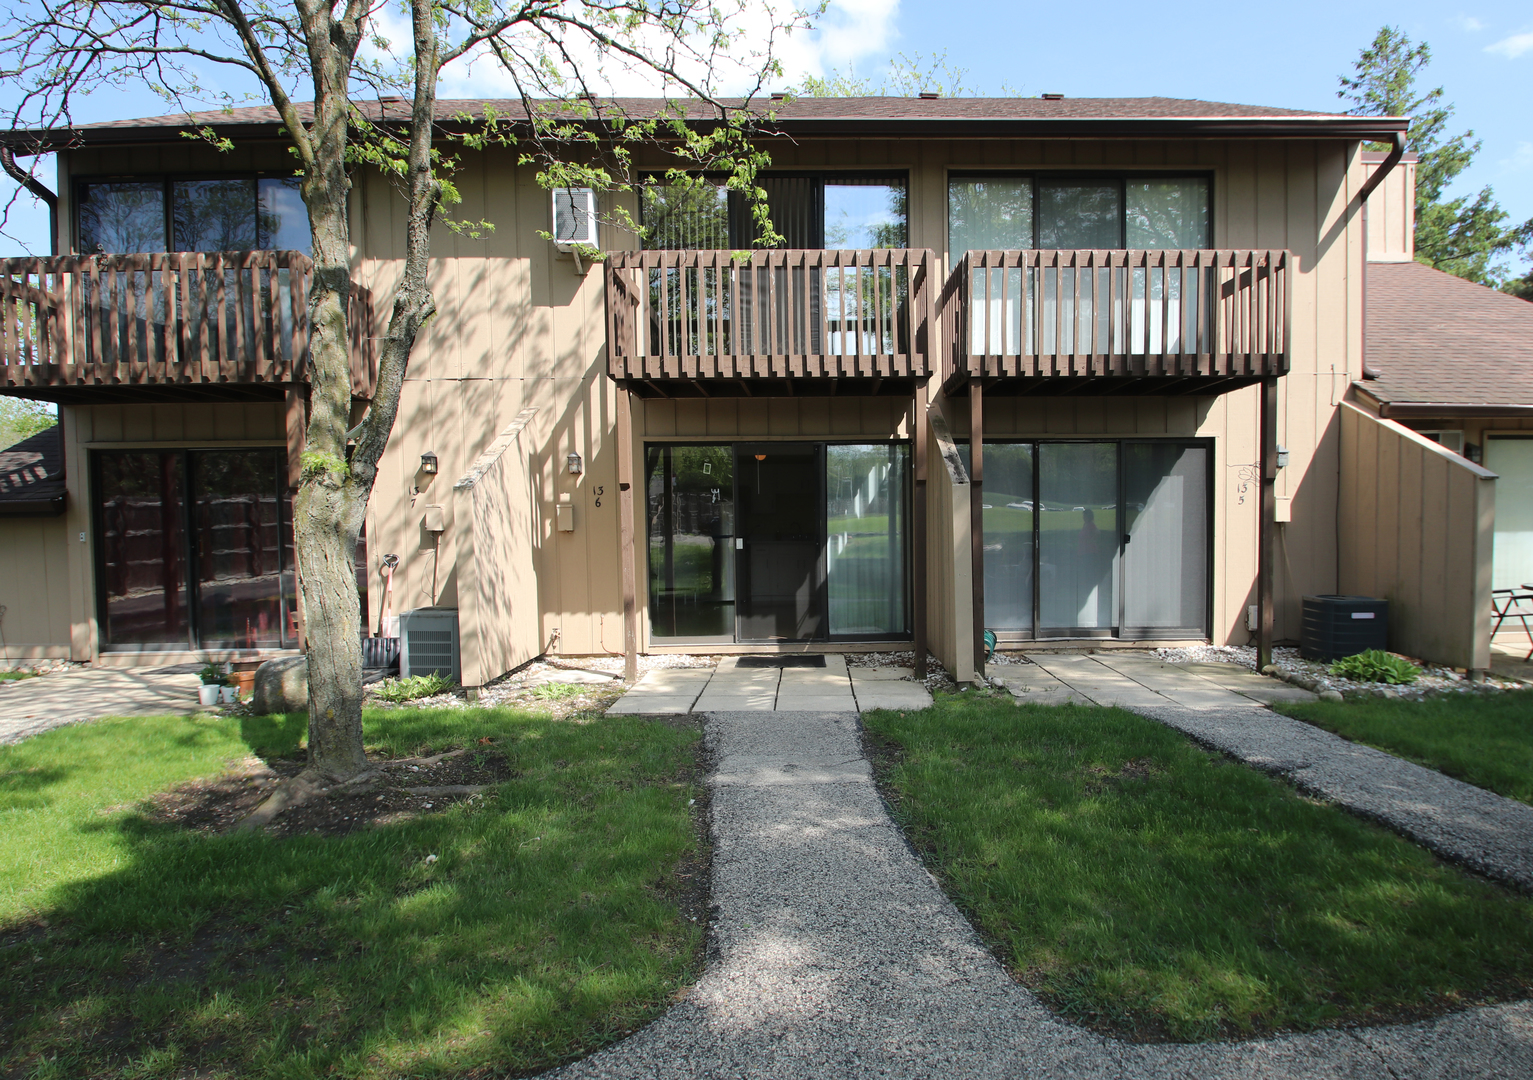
xmin=1452 ymin=14 xmax=1485 ymax=33
xmin=778 ymin=0 xmax=902 ymax=82
xmin=1486 ymin=30 xmax=1533 ymax=58
xmin=362 ymin=0 xmax=900 ymax=102
xmin=1495 ymin=141 xmax=1533 ymax=175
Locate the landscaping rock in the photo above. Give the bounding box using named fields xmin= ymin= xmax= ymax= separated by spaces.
xmin=253 ymin=656 xmax=308 ymax=714
xmin=1319 ymin=689 xmax=1344 ymax=703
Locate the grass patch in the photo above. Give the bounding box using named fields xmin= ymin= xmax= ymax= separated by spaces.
xmin=863 ymin=691 xmax=1533 ymax=1041
xmin=1276 ymin=690 xmax=1533 ymax=806
xmin=0 ymin=670 xmax=35 ymax=681
xmin=0 ymin=706 xmax=704 ymax=1078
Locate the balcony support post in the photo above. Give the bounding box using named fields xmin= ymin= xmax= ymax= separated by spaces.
xmin=616 ymin=381 xmax=639 ymax=683
xmin=969 ymin=379 xmax=985 ymax=682
xmin=913 ymin=379 xmax=928 ymax=679
xmin=1257 ymin=376 xmax=1277 ymax=670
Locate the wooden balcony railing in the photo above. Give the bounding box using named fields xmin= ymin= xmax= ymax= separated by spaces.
xmin=939 ymin=249 xmax=1290 ymax=389
xmin=0 ymin=251 xmax=376 ymax=399
xmin=605 ymin=248 xmax=937 ymax=385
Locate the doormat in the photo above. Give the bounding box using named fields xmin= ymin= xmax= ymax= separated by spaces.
xmin=736 ymin=655 xmax=827 ymax=669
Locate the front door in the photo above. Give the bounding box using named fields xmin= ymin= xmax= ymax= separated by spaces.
xmin=735 ymin=443 xmax=825 ymax=641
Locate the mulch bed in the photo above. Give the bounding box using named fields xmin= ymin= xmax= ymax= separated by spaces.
xmin=146 ymin=744 xmax=516 ymax=838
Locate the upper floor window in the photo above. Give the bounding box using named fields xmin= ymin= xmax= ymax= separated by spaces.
xmin=948 ymin=175 xmax=1209 ymax=256
xmin=76 ymin=176 xmax=310 ymax=255
xmin=641 ymin=173 xmax=908 ymax=250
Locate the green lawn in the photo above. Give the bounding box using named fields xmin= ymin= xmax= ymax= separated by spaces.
xmin=862 ymin=692 xmax=1533 ymax=1041
xmin=1276 ymin=690 xmax=1533 ymax=806
xmin=0 ymin=707 xmax=703 ymax=1079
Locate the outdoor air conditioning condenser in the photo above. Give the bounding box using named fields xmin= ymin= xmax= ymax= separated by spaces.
xmin=399 ymin=607 xmax=460 ymax=681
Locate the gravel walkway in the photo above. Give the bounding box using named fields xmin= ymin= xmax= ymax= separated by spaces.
xmin=1134 ymin=704 xmax=1533 ymax=893
xmin=547 ymin=710 xmax=1533 ymax=1080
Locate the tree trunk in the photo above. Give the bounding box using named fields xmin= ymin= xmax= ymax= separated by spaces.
xmin=293 ymin=69 xmax=371 ymax=779
xmin=289 ymin=0 xmax=441 ymax=782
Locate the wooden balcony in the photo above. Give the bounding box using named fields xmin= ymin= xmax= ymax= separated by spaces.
xmin=939 ymin=249 xmax=1290 ymax=396
xmin=0 ymin=252 xmax=376 ymax=403
xmin=605 ymin=248 xmax=937 ymax=398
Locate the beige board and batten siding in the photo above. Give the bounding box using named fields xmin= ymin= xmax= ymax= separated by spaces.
xmin=0 ymin=515 xmax=73 ymax=659
xmin=1363 ymin=152 xmax=1416 ymax=263
xmin=453 ymin=408 xmax=542 ymax=686
xmin=51 ymin=133 xmax=1369 ymax=663
xmin=1338 ymin=402 xmax=1495 ymax=670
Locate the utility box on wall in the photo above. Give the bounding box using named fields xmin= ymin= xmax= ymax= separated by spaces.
xmin=1300 ymin=595 xmax=1389 ymax=661
xmin=399 ymin=607 xmax=460 ymax=680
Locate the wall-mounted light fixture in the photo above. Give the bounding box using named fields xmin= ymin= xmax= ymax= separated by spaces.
xmin=566 ymin=452 xmax=584 ymax=475
xmin=420 ymin=451 xmax=439 ymax=475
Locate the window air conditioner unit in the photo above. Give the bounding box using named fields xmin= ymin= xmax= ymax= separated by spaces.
xmin=552 ymin=187 xmax=596 ymax=251
xmin=399 ymin=607 xmax=460 ymax=681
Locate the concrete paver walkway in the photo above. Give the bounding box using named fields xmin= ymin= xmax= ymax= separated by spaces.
xmin=990 ymin=652 xmax=1319 ymax=709
xmin=0 ymin=667 xmax=203 ymax=745
xmin=550 ymin=708 xmax=1533 ymax=1079
xmin=609 ymin=656 xmax=931 ymax=715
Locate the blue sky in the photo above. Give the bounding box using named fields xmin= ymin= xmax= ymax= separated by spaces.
xmin=1 ymin=0 xmax=1528 ymax=269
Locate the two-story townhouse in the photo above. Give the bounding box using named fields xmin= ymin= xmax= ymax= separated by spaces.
xmin=4 ymin=95 xmax=1494 ymax=685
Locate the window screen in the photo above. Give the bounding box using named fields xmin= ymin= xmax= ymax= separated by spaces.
xmin=1126 ymin=178 xmax=1210 ymax=248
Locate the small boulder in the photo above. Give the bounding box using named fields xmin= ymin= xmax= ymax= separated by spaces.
xmin=253 ymin=656 xmax=308 ymax=714
xmin=1318 ymin=689 xmax=1344 ymax=703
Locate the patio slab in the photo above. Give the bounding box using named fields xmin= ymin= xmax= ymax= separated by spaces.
xmin=0 ymin=667 xmax=205 ymax=745
xmin=998 ymin=652 xmax=1312 ymax=711
xmin=606 ymin=659 xmax=929 ymax=716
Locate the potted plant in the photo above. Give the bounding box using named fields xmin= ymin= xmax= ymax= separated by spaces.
xmin=198 ymin=663 xmax=227 ymax=707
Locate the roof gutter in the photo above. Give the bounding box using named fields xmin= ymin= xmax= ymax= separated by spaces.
xmin=0 ymin=145 xmax=57 ymax=255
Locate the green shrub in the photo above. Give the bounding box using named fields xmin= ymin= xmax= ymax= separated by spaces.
xmin=374 ymin=672 xmax=453 ymax=702
xmin=197 ymin=662 xmax=229 ymax=686
xmin=1328 ymin=649 xmax=1421 ymax=685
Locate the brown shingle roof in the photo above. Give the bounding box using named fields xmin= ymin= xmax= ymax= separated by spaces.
xmin=1364 ymin=260 xmax=1533 ymax=408
xmin=0 ymin=427 xmax=65 ymax=515
xmin=2 ymin=95 xmax=1407 ymax=151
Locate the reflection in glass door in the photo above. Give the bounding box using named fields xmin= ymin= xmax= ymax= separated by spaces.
xmin=645 ymin=445 xmax=735 ymax=641
xmin=1122 ymin=443 xmax=1209 ymax=635
xmin=972 ymin=439 xmax=1210 ymax=640
xmin=95 ymin=448 xmax=296 ymax=649
xmin=97 ymin=452 xmax=189 ymax=646
xmin=1038 ymin=443 xmax=1119 ymax=634
xmin=193 ymin=451 xmax=296 ymax=649
xmin=827 ymin=444 xmax=910 ymax=635
xmin=981 ymin=444 xmax=1034 ymax=631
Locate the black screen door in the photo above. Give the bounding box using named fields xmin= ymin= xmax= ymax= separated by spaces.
xmin=735 ymin=443 xmax=825 ymax=641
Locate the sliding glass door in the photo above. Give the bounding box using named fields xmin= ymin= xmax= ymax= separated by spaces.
xmin=646 ymin=441 xmax=911 ymax=643
xmin=967 ymin=439 xmax=1210 ymax=640
xmin=1122 ymin=443 xmax=1209 ymax=636
xmin=645 ymin=445 xmax=736 ymax=641
xmin=1039 ymin=443 xmax=1120 ymax=634
xmin=827 ymin=443 xmax=910 ymax=636
xmin=94 ymin=448 xmax=298 ymax=650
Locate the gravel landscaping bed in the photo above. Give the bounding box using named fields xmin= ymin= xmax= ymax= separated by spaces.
xmin=363 ymin=654 xmax=721 ymax=716
xmin=1153 ymin=644 xmax=1525 ymax=700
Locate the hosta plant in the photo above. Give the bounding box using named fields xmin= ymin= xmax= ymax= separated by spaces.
xmin=1328 ymin=650 xmax=1421 ymax=685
